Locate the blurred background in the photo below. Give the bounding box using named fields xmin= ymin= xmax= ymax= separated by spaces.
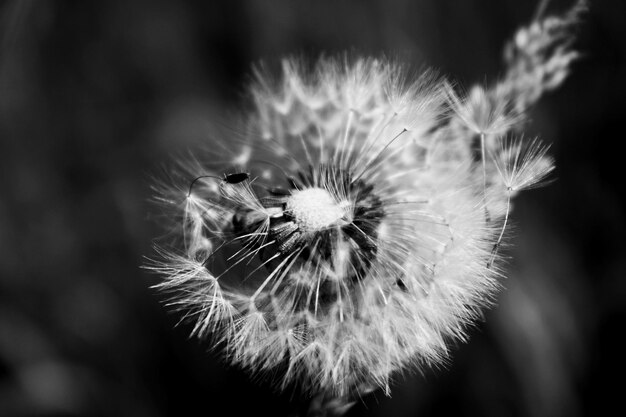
xmin=0 ymin=0 xmax=623 ymax=416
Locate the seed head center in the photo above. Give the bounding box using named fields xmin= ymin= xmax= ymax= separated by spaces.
xmin=286 ymin=187 xmax=346 ymax=232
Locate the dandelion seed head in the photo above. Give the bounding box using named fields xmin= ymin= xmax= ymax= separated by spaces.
xmin=147 ymin=2 xmax=581 ymax=397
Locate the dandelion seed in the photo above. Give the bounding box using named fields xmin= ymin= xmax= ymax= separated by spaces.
xmin=146 ymin=1 xmax=582 ymax=408
xmin=492 ymin=137 xmax=555 ymax=193
xmin=449 ymin=84 xmax=523 ymax=137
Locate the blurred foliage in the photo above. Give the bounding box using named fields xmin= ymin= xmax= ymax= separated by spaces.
xmin=0 ymin=1 xmax=624 ymax=416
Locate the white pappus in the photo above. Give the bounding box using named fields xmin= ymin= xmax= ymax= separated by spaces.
xmin=147 ymin=2 xmax=582 ymax=401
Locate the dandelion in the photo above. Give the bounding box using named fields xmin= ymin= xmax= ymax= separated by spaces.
xmin=146 ymin=1 xmax=583 ymax=414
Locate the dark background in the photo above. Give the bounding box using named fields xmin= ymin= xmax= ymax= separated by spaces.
xmin=0 ymin=1 xmax=624 ymax=416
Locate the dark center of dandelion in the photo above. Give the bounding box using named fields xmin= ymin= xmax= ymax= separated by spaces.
xmin=258 ymin=165 xmax=384 ymax=283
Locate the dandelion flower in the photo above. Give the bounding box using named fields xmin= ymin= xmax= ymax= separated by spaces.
xmin=147 ymin=1 xmax=582 ymax=407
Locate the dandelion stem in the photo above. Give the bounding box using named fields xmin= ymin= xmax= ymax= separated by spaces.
xmin=480 ymin=132 xmax=493 ymax=223
xmin=480 ymin=132 xmax=486 ymax=187
xmin=488 ymin=189 xmax=511 ymax=268
xmin=340 ymin=109 xmax=356 ymax=168
xmin=300 ymin=393 xmax=357 ymax=417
